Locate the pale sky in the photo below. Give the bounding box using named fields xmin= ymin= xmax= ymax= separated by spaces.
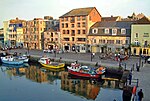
xmin=0 ymin=0 xmax=150 ymax=28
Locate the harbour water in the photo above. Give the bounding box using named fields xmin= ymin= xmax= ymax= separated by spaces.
xmin=0 ymin=63 xmax=123 ymax=101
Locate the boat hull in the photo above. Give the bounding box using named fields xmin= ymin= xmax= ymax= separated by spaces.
xmin=1 ymin=59 xmax=24 ymax=65
xmin=68 ymin=69 xmax=100 ymax=79
xmin=39 ymin=62 xmax=65 ymax=69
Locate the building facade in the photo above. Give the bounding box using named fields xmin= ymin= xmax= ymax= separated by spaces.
xmin=42 ymin=28 xmax=60 ymax=50
xmin=0 ymin=28 xmax=4 ymax=48
xmin=3 ymin=18 xmax=26 ymax=48
xmin=24 ymin=18 xmax=45 ymax=50
xmin=59 ymin=7 xmax=101 ymax=53
xmin=88 ymin=21 xmax=134 ymax=54
xmin=131 ymin=17 xmax=150 ymax=56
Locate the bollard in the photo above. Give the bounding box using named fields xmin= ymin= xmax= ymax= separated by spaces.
xmin=132 ymin=64 xmax=134 ymax=71
xmin=142 ymin=61 xmax=143 ymax=67
xmin=137 ymin=79 xmax=139 ymax=87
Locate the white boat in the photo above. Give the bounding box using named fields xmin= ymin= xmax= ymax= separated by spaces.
xmin=1 ymin=56 xmax=24 ymax=65
xmin=17 ymin=54 xmax=29 ymax=63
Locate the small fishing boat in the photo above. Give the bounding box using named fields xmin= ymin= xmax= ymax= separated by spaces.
xmin=17 ymin=54 xmax=29 ymax=63
xmin=1 ymin=56 xmax=24 ymax=65
xmin=38 ymin=57 xmax=65 ymax=69
xmin=67 ymin=62 xmax=105 ymax=79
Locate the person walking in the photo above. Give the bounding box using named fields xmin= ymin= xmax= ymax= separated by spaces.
xmin=138 ymin=89 xmax=144 ymax=101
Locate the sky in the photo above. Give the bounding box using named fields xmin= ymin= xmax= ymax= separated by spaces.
xmin=0 ymin=0 xmax=150 ymax=28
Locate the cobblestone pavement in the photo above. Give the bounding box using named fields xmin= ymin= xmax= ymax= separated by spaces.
xmin=9 ymin=49 xmax=150 ymax=101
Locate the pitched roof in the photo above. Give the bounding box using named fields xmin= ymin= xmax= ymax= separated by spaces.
xmin=60 ymin=7 xmax=95 ymax=17
xmin=91 ymin=21 xmax=134 ymax=29
xmin=102 ymin=16 xmax=121 ymax=21
xmin=133 ymin=16 xmax=150 ymax=24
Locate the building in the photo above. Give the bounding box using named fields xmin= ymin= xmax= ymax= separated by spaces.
xmin=88 ymin=21 xmax=134 ymax=54
xmin=42 ymin=28 xmax=60 ymax=50
xmin=131 ymin=16 xmax=150 ymax=56
xmin=44 ymin=16 xmax=59 ymax=31
xmin=0 ymin=28 xmax=4 ymax=48
xmin=59 ymin=7 xmax=101 ymax=53
xmin=24 ymin=18 xmax=45 ymax=50
xmin=3 ymin=18 xmax=26 ymax=48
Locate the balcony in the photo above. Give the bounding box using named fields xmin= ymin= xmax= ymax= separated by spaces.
xmin=70 ymin=19 xmax=75 ymax=23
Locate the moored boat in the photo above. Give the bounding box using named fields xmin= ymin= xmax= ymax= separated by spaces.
xmin=38 ymin=57 xmax=65 ymax=69
xmin=17 ymin=54 xmax=29 ymax=63
xmin=67 ymin=62 xmax=105 ymax=79
xmin=1 ymin=56 xmax=24 ymax=65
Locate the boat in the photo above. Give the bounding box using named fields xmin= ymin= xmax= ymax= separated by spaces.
xmin=0 ymin=56 xmax=24 ymax=65
xmin=38 ymin=57 xmax=65 ymax=69
xmin=16 ymin=54 xmax=29 ymax=63
xmin=67 ymin=62 xmax=105 ymax=79
xmin=41 ymin=66 xmax=65 ymax=72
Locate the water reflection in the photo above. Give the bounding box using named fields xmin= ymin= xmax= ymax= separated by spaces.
xmin=0 ymin=63 xmax=122 ymax=100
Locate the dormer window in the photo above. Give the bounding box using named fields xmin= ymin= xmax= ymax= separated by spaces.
xmin=92 ymin=28 xmax=98 ymax=34
xmin=105 ymin=28 xmax=109 ymax=34
xmin=121 ymin=28 xmax=126 ymax=34
xmin=112 ymin=28 xmax=117 ymax=35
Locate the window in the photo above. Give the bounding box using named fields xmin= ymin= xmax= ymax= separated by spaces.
xmin=78 ymin=30 xmax=80 ymax=34
xmin=105 ymin=28 xmax=109 ymax=34
xmin=121 ymin=28 xmax=126 ymax=34
xmin=144 ymin=41 xmax=148 ymax=46
xmin=70 ymin=17 xmax=75 ymax=23
xmin=82 ymin=22 xmax=86 ymax=27
xmin=93 ymin=39 xmax=96 ymax=43
xmin=143 ymin=33 xmax=149 ymax=37
xmin=134 ymin=40 xmax=139 ymax=45
xmin=65 ymin=23 xmax=68 ymax=28
xmin=71 ymin=24 xmax=74 ymax=28
xmin=62 ymin=23 xmax=64 ymax=28
xmin=135 ymin=33 xmax=138 ymax=38
xmin=64 ymin=38 xmax=69 ymax=41
xmin=82 ymin=30 xmax=86 ymax=34
xmin=92 ymin=28 xmax=98 ymax=34
xmin=77 ymin=16 xmax=80 ymax=21
xmin=116 ymin=40 xmax=121 ymax=44
xmin=65 ymin=17 xmax=68 ymax=21
xmin=112 ymin=28 xmax=117 ymax=35
xmin=125 ymin=40 xmax=128 ymax=45
xmin=72 ymin=37 xmax=74 ymax=41
xmin=67 ymin=30 xmax=69 ymax=34
xmin=63 ymin=30 xmax=65 ymax=34
xmin=77 ymin=23 xmax=80 ymax=27
xmin=82 ymin=16 xmax=86 ymax=20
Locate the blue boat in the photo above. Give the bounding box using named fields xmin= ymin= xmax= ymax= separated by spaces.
xmin=1 ymin=56 xmax=24 ymax=65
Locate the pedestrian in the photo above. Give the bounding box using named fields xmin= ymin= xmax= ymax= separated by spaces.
xmin=138 ymin=89 xmax=144 ymax=101
xmin=128 ymin=72 xmax=132 ymax=85
xmin=92 ymin=52 xmax=95 ymax=58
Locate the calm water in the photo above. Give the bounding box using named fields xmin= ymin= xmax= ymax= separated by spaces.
xmin=0 ymin=63 xmax=123 ymax=101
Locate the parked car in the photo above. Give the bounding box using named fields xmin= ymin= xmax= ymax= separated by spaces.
xmin=43 ymin=49 xmax=53 ymax=53
xmin=147 ymin=57 xmax=150 ymax=64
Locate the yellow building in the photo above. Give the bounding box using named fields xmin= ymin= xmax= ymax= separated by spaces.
xmin=131 ymin=16 xmax=150 ymax=56
xmin=59 ymin=7 xmax=101 ymax=53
